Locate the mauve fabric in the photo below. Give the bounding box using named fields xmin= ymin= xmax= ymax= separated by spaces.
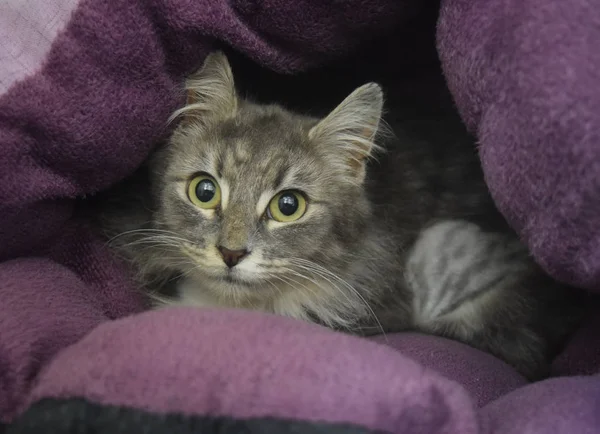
xmin=371 ymin=334 xmax=527 ymax=408
xmin=1 ymin=0 xmax=600 ymax=432
xmin=26 ymin=308 xmax=480 ymax=434
xmin=0 ymin=219 xmax=146 ymax=422
xmin=437 ymin=0 xmax=600 ymax=291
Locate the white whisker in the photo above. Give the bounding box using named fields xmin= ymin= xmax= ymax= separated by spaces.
xmin=286 ymin=257 xmax=386 ymax=337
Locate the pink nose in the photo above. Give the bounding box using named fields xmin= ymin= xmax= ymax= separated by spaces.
xmin=218 ymin=246 xmax=249 ymax=268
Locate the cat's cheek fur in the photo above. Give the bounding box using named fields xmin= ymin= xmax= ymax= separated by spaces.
xmin=265 ymin=210 xmax=334 ymax=256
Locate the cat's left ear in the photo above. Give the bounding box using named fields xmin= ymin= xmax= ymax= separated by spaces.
xmin=308 ymin=83 xmax=384 ymax=183
xmin=170 ymin=52 xmax=238 ymax=125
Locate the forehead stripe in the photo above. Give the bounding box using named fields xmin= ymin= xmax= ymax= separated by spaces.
xmin=273 ymin=164 xmax=289 ymax=191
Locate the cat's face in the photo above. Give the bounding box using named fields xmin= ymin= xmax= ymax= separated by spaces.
xmin=150 ymin=53 xmax=383 ymax=304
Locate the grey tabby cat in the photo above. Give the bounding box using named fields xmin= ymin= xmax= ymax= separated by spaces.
xmin=100 ymin=52 xmax=585 ymax=380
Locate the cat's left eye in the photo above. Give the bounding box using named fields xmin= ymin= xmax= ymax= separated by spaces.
xmin=188 ymin=173 xmax=221 ymax=209
xmin=267 ymin=190 xmax=307 ymax=222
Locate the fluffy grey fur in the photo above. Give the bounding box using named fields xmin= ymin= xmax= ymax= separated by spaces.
xmin=99 ymin=52 xmax=586 ymax=380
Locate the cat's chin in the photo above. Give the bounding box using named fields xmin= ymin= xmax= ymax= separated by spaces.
xmin=184 ymin=268 xmax=264 ymax=289
xmin=219 ymin=272 xmax=256 ymax=286
xmin=176 ymin=274 xmax=271 ymax=307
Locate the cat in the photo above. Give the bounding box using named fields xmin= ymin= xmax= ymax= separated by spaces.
xmin=98 ymin=52 xmax=586 ymax=380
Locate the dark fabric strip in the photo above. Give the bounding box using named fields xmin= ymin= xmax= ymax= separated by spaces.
xmin=7 ymin=399 xmax=382 ymax=434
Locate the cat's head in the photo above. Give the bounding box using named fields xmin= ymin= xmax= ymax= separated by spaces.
xmin=149 ymin=52 xmax=384 ymax=322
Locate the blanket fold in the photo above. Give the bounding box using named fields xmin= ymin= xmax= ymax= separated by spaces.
xmin=22 ymin=308 xmax=480 ymax=434
xmin=437 ymin=0 xmax=600 ymax=290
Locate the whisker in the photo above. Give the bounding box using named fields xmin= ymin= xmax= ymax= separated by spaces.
xmin=274 ymin=268 xmax=322 ymax=300
xmin=107 ymin=228 xmax=191 ymax=244
xmin=281 ymin=264 xmax=355 ymax=308
xmin=285 ymin=263 xmax=361 ymax=327
xmin=268 ymin=263 xmax=364 ymax=330
xmin=269 ymin=271 xmax=346 ymax=327
xmin=287 ymin=258 xmax=386 ymax=338
xmin=262 ymin=275 xmax=286 ymax=298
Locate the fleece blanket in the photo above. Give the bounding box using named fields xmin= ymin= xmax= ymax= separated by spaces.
xmin=1 ymin=0 xmax=599 ymax=432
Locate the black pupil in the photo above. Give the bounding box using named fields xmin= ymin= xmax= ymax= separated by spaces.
xmin=196 ymin=179 xmax=216 ymax=202
xmin=278 ymin=193 xmax=299 ymax=216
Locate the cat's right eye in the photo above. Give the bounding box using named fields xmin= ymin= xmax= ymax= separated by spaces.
xmin=187 ymin=174 xmax=221 ymax=209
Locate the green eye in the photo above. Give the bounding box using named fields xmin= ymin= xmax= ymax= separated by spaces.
xmin=268 ymin=190 xmax=307 ymax=222
xmin=188 ymin=174 xmax=221 ymax=209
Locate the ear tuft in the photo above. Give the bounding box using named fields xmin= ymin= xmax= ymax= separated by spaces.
xmin=308 ymin=83 xmax=384 ymax=182
xmin=169 ymin=52 xmax=238 ymax=124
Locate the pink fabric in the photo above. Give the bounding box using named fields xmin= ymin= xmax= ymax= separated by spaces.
xmin=0 ymin=0 xmax=80 ymax=94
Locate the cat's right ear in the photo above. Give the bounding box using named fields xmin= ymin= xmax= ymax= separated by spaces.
xmin=169 ymin=52 xmax=238 ymax=125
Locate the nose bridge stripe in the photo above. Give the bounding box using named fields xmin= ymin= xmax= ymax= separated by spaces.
xmin=220 ymin=204 xmax=254 ymax=248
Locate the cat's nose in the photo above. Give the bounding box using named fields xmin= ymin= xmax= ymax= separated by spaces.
xmin=218 ymin=246 xmax=249 ymax=268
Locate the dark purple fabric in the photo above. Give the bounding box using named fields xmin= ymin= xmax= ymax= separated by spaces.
xmin=437 ymin=0 xmax=600 ymax=291
xmin=552 ymin=308 xmax=600 ymax=377
xmin=1 ymin=0 xmax=600 ymax=432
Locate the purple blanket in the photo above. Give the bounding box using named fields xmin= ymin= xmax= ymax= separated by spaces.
xmin=1 ymin=0 xmax=599 ymax=433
